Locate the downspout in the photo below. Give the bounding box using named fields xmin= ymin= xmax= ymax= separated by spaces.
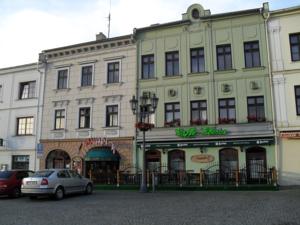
xmin=263 ymin=7 xmax=279 ymax=178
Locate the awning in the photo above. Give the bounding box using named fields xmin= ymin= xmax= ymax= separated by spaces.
xmin=85 ymin=147 xmax=120 ymax=161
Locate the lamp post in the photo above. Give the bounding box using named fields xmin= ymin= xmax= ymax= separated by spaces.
xmin=130 ymin=93 xmax=158 ymax=193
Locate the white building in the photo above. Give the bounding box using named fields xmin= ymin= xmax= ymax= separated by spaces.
xmin=268 ymin=6 xmax=300 ymax=185
xmin=0 ymin=63 xmax=44 ymax=171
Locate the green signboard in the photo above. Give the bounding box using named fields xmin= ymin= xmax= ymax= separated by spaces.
xmin=175 ymin=127 xmax=228 ymax=138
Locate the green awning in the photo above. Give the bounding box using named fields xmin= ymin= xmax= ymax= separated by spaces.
xmin=85 ymin=147 xmax=120 ymax=161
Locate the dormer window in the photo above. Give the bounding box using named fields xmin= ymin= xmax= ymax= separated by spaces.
xmin=192 ymin=9 xmax=200 ymax=19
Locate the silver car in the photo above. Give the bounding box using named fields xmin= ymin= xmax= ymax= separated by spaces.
xmin=21 ymin=169 xmax=93 ymax=200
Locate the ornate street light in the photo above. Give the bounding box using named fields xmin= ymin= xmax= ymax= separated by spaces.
xmin=130 ymin=93 xmax=159 ymax=193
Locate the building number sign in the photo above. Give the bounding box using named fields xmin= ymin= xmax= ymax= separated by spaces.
xmin=175 ymin=127 xmax=228 ymax=138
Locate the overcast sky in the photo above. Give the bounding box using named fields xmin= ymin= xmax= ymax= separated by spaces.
xmin=0 ymin=0 xmax=299 ymax=68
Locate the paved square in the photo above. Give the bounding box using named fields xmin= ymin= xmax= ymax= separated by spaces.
xmin=0 ymin=189 xmax=300 ymax=225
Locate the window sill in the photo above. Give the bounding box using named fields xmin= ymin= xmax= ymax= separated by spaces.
xmin=13 ymin=134 xmax=35 ymax=137
xmin=162 ymin=75 xmax=183 ymax=80
xmin=53 ymin=88 xmax=71 ymax=93
xmin=77 ymin=85 xmax=95 ymax=91
xmin=214 ymin=69 xmax=236 ymax=74
xmin=51 ymin=129 xmax=67 ymax=132
xmin=242 ymin=66 xmax=265 ymax=72
xmin=187 ymin=71 xmax=209 ymax=76
xmin=102 ymin=82 xmax=124 ymax=88
xmin=102 ymin=126 xmax=121 ymax=129
xmin=139 ymin=78 xmax=158 ymax=82
xmin=16 ymin=97 xmax=37 ymax=101
xmin=75 ymin=128 xmax=94 ymax=131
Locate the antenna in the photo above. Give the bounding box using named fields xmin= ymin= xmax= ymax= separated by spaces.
xmin=107 ymin=0 xmax=111 ymax=38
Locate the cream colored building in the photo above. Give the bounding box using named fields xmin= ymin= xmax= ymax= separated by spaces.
xmin=39 ymin=33 xmax=136 ymax=180
xmin=269 ymin=6 xmax=300 ymax=185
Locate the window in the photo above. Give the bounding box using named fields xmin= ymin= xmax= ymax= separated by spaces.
xmin=81 ymin=65 xmax=93 ymax=86
xmin=218 ymin=98 xmax=236 ymax=124
xmin=244 ymin=41 xmax=261 ymax=68
xmin=216 ymin=44 xmax=232 ymax=70
xmin=219 ymin=148 xmax=238 ymax=181
xmin=247 ymin=96 xmax=265 ymax=122
xmin=190 ymin=100 xmax=207 ymax=125
xmin=295 ymin=86 xmax=300 ymax=115
xmin=57 ymin=69 xmax=68 ymax=89
xmin=17 ymin=117 xmax=34 ymax=135
xmin=166 ymin=51 xmax=179 ymax=76
xmin=79 ymin=107 xmax=90 ymax=129
xmin=106 ymin=105 xmax=118 ymax=127
xmin=107 ymin=62 xmax=119 ymax=83
xmin=290 ymin=33 xmax=300 ymax=61
xmin=165 ymin=102 xmax=180 ymax=127
xmin=54 ymin=109 xmax=65 ymax=130
xmin=168 ymin=150 xmax=185 ymax=172
xmin=190 ymin=48 xmax=205 ymax=73
xmin=12 ymin=155 xmax=29 ymax=170
xmin=0 ymin=85 xmax=3 ymax=101
xmin=142 ymin=54 xmax=154 ymax=79
xmin=19 ymin=81 xmax=36 ymax=99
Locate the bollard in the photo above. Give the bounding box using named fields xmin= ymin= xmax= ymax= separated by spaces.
xmin=152 ymin=172 xmax=155 ymax=193
xmin=235 ymin=170 xmax=239 ymax=187
xmin=200 ymin=169 xmax=203 ymax=187
xmin=117 ymin=170 xmax=120 ymax=187
xmin=147 ymin=170 xmax=150 ymax=188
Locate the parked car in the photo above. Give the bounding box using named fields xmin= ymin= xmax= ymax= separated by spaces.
xmin=21 ymin=169 xmax=93 ymax=200
xmin=0 ymin=170 xmax=34 ymax=198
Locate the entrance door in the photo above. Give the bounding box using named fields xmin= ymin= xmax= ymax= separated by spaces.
xmin=168 ymin=150 xmax=185 ymax=172
xmin=85 ymin=161 xmax=119 ymax=184
xmin=246 ymin=147 xmax=267 ymax=184
xmin=146 ymin=150 xmax=161 ymax=172
xmin=219 ymin=148 xmax=238 ymax=182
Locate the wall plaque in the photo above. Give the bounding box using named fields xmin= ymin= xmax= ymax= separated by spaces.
xmin=191 ymin=154 xmax=214 ymax=163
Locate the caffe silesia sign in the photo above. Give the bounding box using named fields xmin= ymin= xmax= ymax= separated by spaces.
xmin=175 ymin=127 xmax=228 ymax=138
xmin=191 ymin=154 xmax=215 ymax=163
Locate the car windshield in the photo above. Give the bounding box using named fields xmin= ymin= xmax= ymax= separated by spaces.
xmin=32 ymin=170 xmax=54 ymax=178
xmin=0 ymin=171 xmax=13 ymax=179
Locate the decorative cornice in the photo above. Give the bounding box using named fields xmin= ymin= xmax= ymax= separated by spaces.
xmin=52 ymin=100 xmax=70 ymax=107
xmin=102 ymin=95 xmax=123 ymax=102
xmin=76 ymin=97 xmax=95 ymax=105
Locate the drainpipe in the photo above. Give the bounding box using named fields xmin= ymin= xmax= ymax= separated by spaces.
xmin=262 ymin=5 xmax=279 ymax=177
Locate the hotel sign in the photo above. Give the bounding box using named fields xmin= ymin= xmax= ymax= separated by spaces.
xmin=280 ymin=131 xmax=300 ymax=139
xmin=175 ymin=127 xmax=228 ymax=138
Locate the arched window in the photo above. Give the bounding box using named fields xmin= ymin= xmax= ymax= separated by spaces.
xmin=146 ymin=150 xmax=161 ymax=172
xmin=168 ymin=150 xmax=185 ymax=172
xmin=219 ymin=148 xmax=238 ymax=176
xmin=46 ymin=150 xmax=71 ymax=169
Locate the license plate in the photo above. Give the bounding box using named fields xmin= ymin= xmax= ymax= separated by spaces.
xmin=27 ymin=181 xmax=37 ymax=185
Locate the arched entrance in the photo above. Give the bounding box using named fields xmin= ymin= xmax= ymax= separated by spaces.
xmin=246 ymin=147 xmax=267 ymax=183
xmin=146 ymin=149 xmax=161 ymax=172
xmin=85 ymin=146 xmax=120 ymax=184
xmin=46 ymin=150 xmax=71 ymax=169
xmin=168 ymin=150 xmax=185 ymax=172
xmin=219 ymin=148 xmax=238 ymax=181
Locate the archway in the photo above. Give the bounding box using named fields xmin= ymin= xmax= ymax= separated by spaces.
xmin=146 ymin=149 xmax=161 ymax=172
xmin=168 ymin=150 xmax=185 ymax=172
xmin=219 ymin=148 xmax=238 ymax=181
xmin=46 ymin=150 xmax=71 ymax=169
xmin=246 ymin=146 xmax=267 ymax=183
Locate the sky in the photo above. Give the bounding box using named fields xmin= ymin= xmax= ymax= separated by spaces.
xmin=0 ymin=0 xmax=299 ymax=68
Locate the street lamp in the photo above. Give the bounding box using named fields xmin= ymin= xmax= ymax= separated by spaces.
xmin=130 ymin=93 xmax=158 ymax=192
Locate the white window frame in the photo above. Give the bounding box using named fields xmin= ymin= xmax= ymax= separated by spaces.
xmin=53 ymin=108 xmax=67 ymax=130
xmin=77 ymin=105 xmax=93 ymax=129
xmin=79 ymin=63 xmax=95 ymax=87
xmin=15 ymin=115 xmax=35 ymax=136
xmin=104 ymin=102 xmax=121 ymax=127
xmin=105 ymin=59 xmax=122 ymax=84
xmin=55 ymin=67 xmax=70 ymax=90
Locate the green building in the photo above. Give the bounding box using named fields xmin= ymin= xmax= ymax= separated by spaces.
xmin=134 ymin=3 xmax=276 ymax=185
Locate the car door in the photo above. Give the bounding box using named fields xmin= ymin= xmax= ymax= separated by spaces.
xmin=68 ymin=170 xmax=85 ymax=193
xmin=56 ymin=170 xmax=73 ymax=194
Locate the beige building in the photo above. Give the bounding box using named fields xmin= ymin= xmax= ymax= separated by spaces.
xmin=39 ymin=33 xmax=136 ymax=181
xmin=268 ymin=6 xmax=300 ymax=185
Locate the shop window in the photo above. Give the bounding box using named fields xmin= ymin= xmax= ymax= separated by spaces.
xmin=165 ymin=51 xmax=179 ymax=76
xmin=190 ymin=48 xmax=205 ymax=73
xmin=219 ymin=148 xmax=238 ymax=181
xmin=168 ymin=150 xmax=185 ymax=172
xmin=218 ymin=98 xmax=236 ymax=124
xmin=54 ymin=109 xmax=65 ymax=130
xmin=79 ymin=107 xmax=90 ymax=129
xmin=290 ymin=33 xmax=300 ymax=61
xmin=57 ymin=69 xmax=68 ymax=89
xmin=46 ymin=150 xmax=71 ymax=169
xmin=107 ymin=62 xmax=119 ymax=83
xmin=12 ymin=155 xmax=29 ymax=170
xmin=142 ymin=54 xmax=154 ymax=79
xmin=190 ymin=100 xmax=207 ymax=125
xmin=165 ymin=102 xmax=180 ymax=127
xmin=244 ymin=41 xmax=261 ymax=68
xmin=16 ymin=117 xmax=34 ymax=136
xmin=216 ymin=44 xmax=232 ymax=70
xmin=247 ymin=96 xmax=265 ymax=122
xmin=19 ymin=81 xmax=36 ymax=99
xmin=146 ymin=150 xmax=161 ymax=172
xmin=295 ymin=86 xmax=300 ymax=115
xmin=106 ymin=105 xmax=118 ymax=127
xmin=81 ymin=65 xmax=93 ymax=87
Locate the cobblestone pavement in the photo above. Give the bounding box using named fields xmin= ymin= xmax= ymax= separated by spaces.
xmin=0 ymin=189 xmax=300 ymax=225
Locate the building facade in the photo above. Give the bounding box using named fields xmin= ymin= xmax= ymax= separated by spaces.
xmin=39 ymin=34 xmax=136 ymax=182
xmin=269 ymin=6 xmax=300 ymax=185
xmin=0 ymin=63 xmax=44 ymax=171
xmin=134 ymin=3 xmax=276 ymax=184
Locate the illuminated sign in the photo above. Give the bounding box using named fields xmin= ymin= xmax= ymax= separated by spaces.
xmin=175 ymin=127 xmax=228 ymax=138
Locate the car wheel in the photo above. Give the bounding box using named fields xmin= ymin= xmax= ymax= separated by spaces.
xmin=54 ymin=187 xmax=64 ymax=200
xmin=85 ymin=183 xmax=93 ymax=195
xmin=10 ymin=188 xmax=21 ymax=198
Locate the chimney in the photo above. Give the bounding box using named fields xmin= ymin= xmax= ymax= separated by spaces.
xmin=96 ymin=32 xmax=107 ymax=41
